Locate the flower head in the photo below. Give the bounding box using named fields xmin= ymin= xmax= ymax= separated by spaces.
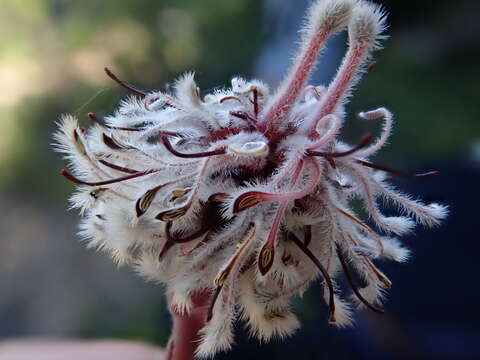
xmin=55 ymin=0 xmax=447 ymax=357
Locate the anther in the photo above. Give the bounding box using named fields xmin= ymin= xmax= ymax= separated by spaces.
xmin=170 ymin=188 xmax=191 ymax=201
xmin=156 ymin=206 xmax=189 ymax=222
xmin=233 ymin=192 xmax=263 ymax=213
xmin=136 ymin=187 xmax=161 ymax=217
xmin=258 ymin=243 xmax=275 ymax=276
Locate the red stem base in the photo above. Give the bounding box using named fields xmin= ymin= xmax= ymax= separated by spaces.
xmin=167 ymin=291 xmax=210 ymax=360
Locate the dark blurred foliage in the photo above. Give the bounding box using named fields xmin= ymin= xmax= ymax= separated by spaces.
xmin=0 ymin=0 xmax=478 ymax=359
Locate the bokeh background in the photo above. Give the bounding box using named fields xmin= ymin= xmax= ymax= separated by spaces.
xmin=0 ymin=0 xmax=478 ymax=359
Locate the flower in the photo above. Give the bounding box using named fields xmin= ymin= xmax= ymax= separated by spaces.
xmin=54 ymin=0 xmax=447 ymax=357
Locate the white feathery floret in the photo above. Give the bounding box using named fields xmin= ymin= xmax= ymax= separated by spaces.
xmin=54 ymin=0 xmax=447 ymax=357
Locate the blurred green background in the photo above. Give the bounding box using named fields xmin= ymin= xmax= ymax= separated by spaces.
xmin=0 ymin=1 xmax=478 ymax=359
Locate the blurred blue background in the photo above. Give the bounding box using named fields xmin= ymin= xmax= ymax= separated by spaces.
xmin=0 ymin=0 xmax=478 ymax=359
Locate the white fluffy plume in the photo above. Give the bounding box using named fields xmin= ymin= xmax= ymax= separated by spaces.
xmin=54 ymin=0 xmax=447 ymax=357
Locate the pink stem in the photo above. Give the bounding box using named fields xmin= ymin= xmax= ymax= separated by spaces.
xmin=260 ymin=25 xmax=333 ymax=137
xmin=309 ymin=44 xmax=367 ymax=138
xmin=167 ymin=291 xmax=210 ymax=360
xmin=267 ymin=161 xmax=305 ymax=246
xmin=258 ymin=160 xmax=306 ymax=275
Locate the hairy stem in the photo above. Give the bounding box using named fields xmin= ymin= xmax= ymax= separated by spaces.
xmin=167 ymin=291 xmax=210 ymax=360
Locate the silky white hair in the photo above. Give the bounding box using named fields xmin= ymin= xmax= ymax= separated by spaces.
xmin=54 ymin=0 xmax=447 ymax=357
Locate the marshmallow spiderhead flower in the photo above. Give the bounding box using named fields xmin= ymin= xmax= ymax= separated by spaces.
xmin=54 ymin=0 xmax=447 ymax=357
